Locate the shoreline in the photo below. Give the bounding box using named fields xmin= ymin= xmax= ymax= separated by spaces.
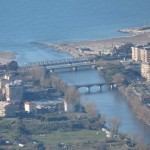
xmin=43 ymin=33 xmax=150 ymax=57
xmin=0 ymin=51 xmax=17 ymax=64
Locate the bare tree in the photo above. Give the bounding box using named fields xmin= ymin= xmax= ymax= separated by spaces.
xmin=109 ymin=117 xmax=121 ymax=133
xmin=99 ymin=115 xmax=106 ymax=126
xmin=85 ymin=102 xmax=98 ymax=118
xmin=64 ymin=86 xmax=80 ymax=104
xmin=29 ymin=65 xmax=46 ymax=81
xmin=112 ymin=73 xmax=125 ymax=85
xmin=59 ymin=80 xmax=68 ymax=92
xmin=40 ymin=78 xmax=51 ymax=88
xmin=50 ymin=75 xmax=61 ymax=89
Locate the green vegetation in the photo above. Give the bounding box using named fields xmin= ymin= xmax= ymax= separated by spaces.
xmin=114 ymin=43 xmax=134 ymax=55
xmin=100 ymin=62 xmax=128 ymax=81
xmin=0 ymin=112 xmax=107 ymax=149
xmin=31 ymin=130 xmax=106 ymax=147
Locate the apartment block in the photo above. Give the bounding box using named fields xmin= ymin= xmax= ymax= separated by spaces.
xmin=5 ymin=80 xmax=24 ymax=101
xmin=132 ymin=46 xmax=150 ymax=62
xmin=0 ymin=101 xmax=16 ymax=117
xmin=141 ymin=63 xmax=150 ymax=78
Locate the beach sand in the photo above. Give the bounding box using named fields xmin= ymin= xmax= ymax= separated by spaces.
xmin=46 ymin=33 xmax=150 ymax=57
xmin=0 ymin=51 xmax=17 ymax=64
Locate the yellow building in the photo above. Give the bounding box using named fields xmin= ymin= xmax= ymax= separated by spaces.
xmin=141 ymin=63 xmax=150 ymax=78
xmin=132 ymin=46 xmax=150 ymax=62
xmin=0 ymin=101 xmax=16 ymax=117
xmin=24 ymin=102 xmax=37 ymax=113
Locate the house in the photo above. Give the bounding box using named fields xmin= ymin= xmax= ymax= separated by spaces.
xmin=24 ymin=102 xmax=37 ymax=113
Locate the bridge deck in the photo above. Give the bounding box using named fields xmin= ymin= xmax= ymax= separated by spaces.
xmin=47 ymin=62 xmax=97 ymax=70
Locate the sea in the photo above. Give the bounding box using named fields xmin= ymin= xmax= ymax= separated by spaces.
xmin=0 ymin=0 xmax=150 ymax=64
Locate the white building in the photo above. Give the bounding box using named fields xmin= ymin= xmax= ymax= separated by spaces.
xmin=64 ymin=101 xmax=74 ymax=112
xmin=24 ymin=102 xmax=37 ymax=113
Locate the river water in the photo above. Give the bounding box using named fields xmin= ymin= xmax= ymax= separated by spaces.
xmin=57 ymin=68 xmax=150 ymax=143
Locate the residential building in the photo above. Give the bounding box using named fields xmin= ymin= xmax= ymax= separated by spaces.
xmin=132 ymin=46 xmax=150 ymax=62
xmin=147 ymin=71 xmax=150 ymax=82
xmin=24 ymin=102 xmax=37 ymax=113
xmin=0 ymin=101 xmax=16 ymax=117
xmin=25 ymin=100 xmax=64 ymax=113
xmin=0 ymin=79 xmax=9 ymax=90
xmin=141 ymin=63 xmax=150 ymax=78
xmin=5 ymin=80 xmax=24 ymax=101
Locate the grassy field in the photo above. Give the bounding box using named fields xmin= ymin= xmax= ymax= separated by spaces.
xmin=31 ymin=129 xmax=106 ymax=147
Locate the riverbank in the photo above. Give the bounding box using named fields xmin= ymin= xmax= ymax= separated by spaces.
xmin=98 ymin=60 xmax=150 ymax=128
xmin=0 ymin=51 xmax=17 ymax=64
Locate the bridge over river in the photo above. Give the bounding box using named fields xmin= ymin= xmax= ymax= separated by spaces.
xmin=21 ymin=56 xmax=98 ymax=68
xmin=75 ymin=82 xmax=115 ymax=93
xmin=47 ymin=62 xmax=98 ymax=72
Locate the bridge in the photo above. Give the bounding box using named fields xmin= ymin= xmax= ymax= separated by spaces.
xmin=75 ymin=82 xmax=115 ymax=92
xmin=47 ymin=62 xmax=98 ymax=72
xmin=21 ymin=56 xmax=98 ymax=68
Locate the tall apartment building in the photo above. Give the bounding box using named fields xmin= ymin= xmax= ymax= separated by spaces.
xmin=141 ymin=63 xmax=150 ymax=78
xmin=132 ymin=46 xmax=150 ymax=62
xmin=5 ymin=80 xmax=24 ymax=101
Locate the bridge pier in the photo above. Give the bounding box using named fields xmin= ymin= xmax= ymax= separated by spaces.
xmin=98 ymin=85 xmax=102 ymax=92
xmin=110 ymin=84 xmax=114 ymax=90
xmin=87 ymin=87 xmax=90 ymax=93
xmin=92 ymin=64 xmax=98 ymax=69
xmin=72 ymin=66 xmax=77 ymax=71
xmin=50 ymin=69 xmax=54 ymax=73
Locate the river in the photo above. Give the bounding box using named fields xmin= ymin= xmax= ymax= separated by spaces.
xmin=56 ymin=66 xmax=150 ymax=143
xmin=0 ymin=0 xmax=150 ymax=144
xmin=14 ymin=45 xmax=150 ymax=143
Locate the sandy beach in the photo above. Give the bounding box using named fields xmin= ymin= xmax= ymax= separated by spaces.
xmin=0 ymin=51 xmax=17 ymax=64
xmin=45 ymin=33 xmax=150 ymax=57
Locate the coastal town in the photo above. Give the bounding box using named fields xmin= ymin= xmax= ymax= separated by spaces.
xmin=0 ymin=26 xmax=150 ymax=149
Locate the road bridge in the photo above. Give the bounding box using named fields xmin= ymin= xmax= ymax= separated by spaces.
xmin=75 ymin=82 xmax=115 ymax=92
xmin=47 ymin=62 xmax=98 ymax=72
xmin=21 ymin=56 xmax=98 ymax=68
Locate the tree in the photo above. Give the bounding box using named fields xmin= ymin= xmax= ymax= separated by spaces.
xmin=50 ymin=75 xmax=61 ymax=89
xmin=99 ymin=115 xmax=106 ymax=126
xmin=112 ymin=73 xmax=125 ymax=85
xmin=85 ymin=102 xmax=98 ymax=118
xmin=59 ymin=80 xmax=68 ymax=92
xmin=40 ymin=78 xmax=51 ymax=88
xmin=7 ymin=60 xmax=18 ymax=70
xmin=64 ymin=86 xmax=80 ymax=104
xmin=109 ymin=117 xmax=121 ymax=133
xmin=29 ymin=65 xmax=46 ymax=81
xmin=115 ymin=43 xmax=134 ymax=54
